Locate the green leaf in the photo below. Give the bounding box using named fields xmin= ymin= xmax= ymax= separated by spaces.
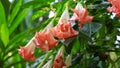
xmin=5 ymin=60 xmax=25 ymax=68
xmin=5 ymin=31 xmax=27 ymax=54
xmin=8 ymin=0 xmax=22 ymax=25
xmin=1 ymin=24 xmax=9 ymax=46
xmin=9 ymin=9 xmax=28 ymax=34
xmin=31 ymin=10 xmax=49 ymax=20
xmin=0 ymin=1 xmax=6 ymax=28
xmin=1 ymin=0 xmax=10 ymax=18
xmin=0 ymin=2 xmax=9 ymax=46
xmin=71 ymin=53 xmax=84 ymax=67
xmin=81 ymin=22 xmax=102 ymax=36
xmin=13 ymin=54 xmax=22 ymax=68
xmin=79 ymin=31 xmax=92 ymax=42
xmin=71 ymin=38 xmax=80 ymax=55
xmin=22 ymin=0 xmax=51 ymax=8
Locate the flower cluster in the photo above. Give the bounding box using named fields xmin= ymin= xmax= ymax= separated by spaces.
xmin=18 ymin=2 xmax=94 ymax=68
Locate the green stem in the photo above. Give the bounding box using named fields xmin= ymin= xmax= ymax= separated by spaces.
xmin=37 ymin=50 xmax=53 ymax=68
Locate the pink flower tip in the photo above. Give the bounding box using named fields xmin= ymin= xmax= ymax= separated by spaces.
xmin=18 ymin=46 xmax=35 ymax=61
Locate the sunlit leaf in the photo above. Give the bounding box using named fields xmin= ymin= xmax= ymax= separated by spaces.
xmin=1 ymin=24 xmax=9 ymax=46
xmin=0 ymin=2 xmax=9 ymax=46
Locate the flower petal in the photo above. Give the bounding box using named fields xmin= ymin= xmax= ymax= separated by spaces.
xmin=54 ymin=56 xmax=66 ymax=68
xmin=71 ymin=3 xmax=93 ymax=28
xmin=18 ymin=40 xmax=35 ymax=61
xmin=51 ymin=23 xmax=78 ymax=39
xmin=58 ymin=7 xmax=69 ymax=24
xmin=54 ymin=46 xmax=66 ymax=68
xmin=51 ymin=7 xmax=78 ymax=39
xmin=34 ymin=31 xmax=58 ymax=51
xmin=107 ymin=0 xmax=120 ymax=17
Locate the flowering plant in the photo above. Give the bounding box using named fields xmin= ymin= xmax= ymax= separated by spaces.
xmin=1 ymin=0 xmax=120 ymax=68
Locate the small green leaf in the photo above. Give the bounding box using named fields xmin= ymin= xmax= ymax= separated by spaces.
xmin=9 ymin=9 xmax=28 ymax=34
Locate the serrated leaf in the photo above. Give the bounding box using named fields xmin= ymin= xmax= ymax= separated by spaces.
xmin=9 ymin=9 xmax=28 ymax=34
xmin=0 ymin=2 xmax=9 ymax=46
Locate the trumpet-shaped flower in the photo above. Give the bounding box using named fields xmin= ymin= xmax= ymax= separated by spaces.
xmin=107 ymin=0 xmax=120 ymax=17
xmin=71 ymin=3 xmax=93 ymax=28
xmin=51 ymin=8 xmax=78 ymax=39
xmin=54 ymin=56 xmax=66 ymax=68
xmin=18 ymin=38 xmax=36 ymax=61
xmin=34 ymin=23 xmax=58 ymax=51
xmin=54 ymin=46 xmax=66 ymax=68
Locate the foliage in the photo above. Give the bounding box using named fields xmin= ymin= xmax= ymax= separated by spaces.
xmin=0 ymin=0 xmax=120 ymax=68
